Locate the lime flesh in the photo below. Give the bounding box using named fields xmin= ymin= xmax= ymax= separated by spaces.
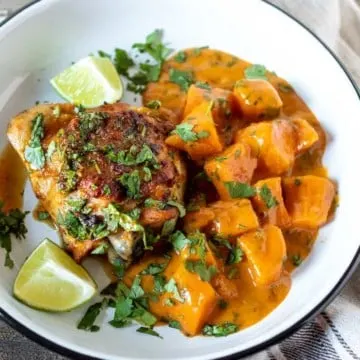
xmin=50 ymin=56 xmax=123 ymax=108
xmin=13 ymin=239 xmax=97 ymax=312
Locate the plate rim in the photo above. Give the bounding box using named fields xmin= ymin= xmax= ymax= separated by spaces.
xmin=0 ymin=0 xmax=359 ymax=359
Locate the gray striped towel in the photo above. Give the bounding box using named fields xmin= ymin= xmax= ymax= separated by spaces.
xmin=0 ymin=0 xmax=359 ymax=359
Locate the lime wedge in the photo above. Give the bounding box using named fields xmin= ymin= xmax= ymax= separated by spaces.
xmin=13 ymin=239 xmax=97 ymax=312
xmin=50 ymin=56 xmax=123 ymax=108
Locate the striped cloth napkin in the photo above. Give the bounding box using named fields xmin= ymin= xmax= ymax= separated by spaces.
xmin=0 ymin=1 xmax=359 ymax=360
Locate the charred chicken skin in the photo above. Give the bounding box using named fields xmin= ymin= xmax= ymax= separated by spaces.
xmin=7 ymin=103 xmax=186 ymax=265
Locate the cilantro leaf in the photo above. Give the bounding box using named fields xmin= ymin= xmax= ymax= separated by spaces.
xmin=24 ymin=113 xmax=46 ymax=170
xmin=184 ymin=260 xmax=217 ymax=282
xmin=259 ymin=184 xmax=279 ymax=209
xmin=227 ymin=246 xmax=243 ymax=265
xmin=172 ymin=123 xmax=197 ymax=142
xmin=114 ymin=48 xmax=134 ymax=75
xmin=37 ymin=211 xmax=50 ymax=221
xmin=169 ymin=69 xmax=194 ymax=91
xmin=144 ymin=198 xmax=166 ymax=209
xmin=224 ymin=182 xmax=256 ymax=199
xmin=46 ymin=140 xmax=56 ymax=160
xmin=136 ymin=326 xmax=163 ymax=339
xmin=0 ymin=205 xmax=29 ymax=268
xmin=161 ymin=218 xmax=177 ymax=236
xmin=167 ymin=200 xmax=186 ymax=218
xmin=168 ymin=320 xmax=181 ymax=329
xmin=169 ymin=231 xmax=190 ymax=252
xmin=202 ymin=322 xmax=238 ymax=337
xmin=146 ymin=100 xmax=162 ymax=109
xmin=141 ymin=262 xmax=168 ymax=275
xmin=174 ymin=51 xmax=187 ymax=63
xmin=244 ymin=64 xmax=268 ymax=80
xmin=129 ymin=276 xmax=145 ymax=299
xmin=119 ymin=170 xmax=141 ymax=199
xmin=292 ymin=254 xmax=302 ymax=266
xmin=164 ymin=278 xmax=184 ymax=303
xmin=195 ymin=81 xmax=211 ymax=90
xmin=77 ymin=299 xmax=107 ymax=332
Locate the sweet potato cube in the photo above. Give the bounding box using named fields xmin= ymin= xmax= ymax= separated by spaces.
xmin=166 ymin=101 xmax=223 ymax=160
xmin=235 ymin=119 xmax=296 ymax=175
xmin=252 ymin=177 xmax=291 ymax=228
xmin=237 ymin=225 xmax=286 ymax=286
xmin=184 ymin=84 xmax=237 ymax=130
xmin=282 ymin=175 xmax=335 ymax=229
xmin=292 ymin=118 xmax=319 ymax=154
xmin=184 ymin=207 xmax=215 ymax=234
xmin=233 ymin=79 xmax=283 ymax=120
xmin=209 ymin=199 xmax=259 ymax=237
xmin=204 ymin=142 xmax=258 ymax=200
xmin=150 ymin=258 xmax=217 ymax=336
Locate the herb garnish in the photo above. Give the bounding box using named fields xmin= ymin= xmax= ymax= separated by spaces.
xmin=168 ymin=320 xmax=181 ymax=329
xmin=136 ymin=326 xmax=163 ymax=339
xmin=164 ymin=278 xmax=185 ymax=303
xmin=169 ymin=231 xmax=190 ymax=252
xmin=141 ymin=262 xmax=168 ymax=275
xmin=202 ymin=322 xmax=238 ymax=337
xmin=259 ymin=184 xmax=279 ymax=209
xmin=114 ymin=48 xmax=135 ymax=76
xmin=171 ymin=123 xmax=209 ymax=142
xmin=38 ymin=211 xmax=50 ymax=221
xmin=174 ymin=51 xmax=187 ymax=63
xmin=77 ymin=299 xmax=108 ymax=332
xmin=146 ymin=100 xmax=162 ymax=109
xmin=292 ymin=254 xmax=302 ymax=266
xmin=167 ymin=200 xmax=186 ymax=218
xmin=24 ymin=113 xmax=46 ymax=170
xmin=184 ymin=260 xmax=217 ymax=282
xmin=169 ymin=69 xmax=194 ymax=91
xmin=244 ymin=64 xmax=268 ymax=80
xmin=119 ymin=170 xmax=141 ymax=199
xmin=224 ymin=182 xmax=256 ymax=198
xmin=195 ymin=81 xmax=211 ymax=90
xmin=0 ymin=202 xmax=29 ymax=268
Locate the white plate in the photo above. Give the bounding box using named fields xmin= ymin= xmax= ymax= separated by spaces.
xmin=0 ymin=1 xmax=359 ymax=359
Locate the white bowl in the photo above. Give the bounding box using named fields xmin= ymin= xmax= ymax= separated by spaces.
xmin=0 ymin=1 xmax=359 ymax=359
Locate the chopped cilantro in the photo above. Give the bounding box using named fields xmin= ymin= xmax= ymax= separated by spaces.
xmin=227 ymin=246 xmax=243 ymax=265
xmin=77 ymin=299 xmax=107 ymax=332
xmin=215 ymin=156 xmax=227 ymax=162
xmin=184 ymin=260 xmax=217 ymax=282
xmin=193 ymin=46 xmax=209 ymax=56
xmin=153 ymin=274 xmax=166 ymax=294
xmin=169 ymin=69 xmax=194 ymax=91
xmin=91 ymin=242 xmax=109 ymax=255
xmin=161 ymin=218 xmax=177 ymax=236
xmin=144 ymin=198 xmax=166 ymax=209
xmin=167 ymin=200 xmax=186 ymax=218
xmin=102 ymin=184 xmax=111 ymax=196
xmin=98 ymin=50 xmax=112 ymax=59
xmin=136 ymin=326 xmax=163 ymax=339
xmin=168 ymin=320 xmax=181 ymax=329
xmin=129 ymin=275 xmax=145 ymax=299
xmin=171 ymin=123 xmax=208 ymax=142
xmin=164 ymin=278 xmax=184 ymax=303
xmin=292 ymin=254 xmax=302 ymax=266
xmin=146 ymin=100 xmax=162 ymax=109
xmin=294 ymin=178 xmax=302 ymax=186
xmin=141 ymin=262 xmax=168 ymax=275
xmin=202 ymin=322 xmax=238 ymax=337
xmin=218 ymin=299 xmax=228 ymax=309
xmin=244 ymin=64 xmax=268 ymax=80
xmin=0 ymin=203 xmax=29 ymax=268
xmin=114 ymin=48 xmax=134 ymax=75
xmin=77 ymin=111 xmax=108 ymax=140
xmin=143 ymin=167 xmax=152 ymax=182
xmin=259 ymin=184 xmax=279 ymax=209
xmin=224 ymin=182 xmax=256 ymax=198
xmin=24 ymin=113 xmax=46 ymax=170
xmin=169 ymin=231 xmax=190 ymax=252
xmin=174 ymin=51 xmax=187 ymax=63
xmin=37 ymin=211 xmax=50 ymax=221
xmin=195 ymin=81 xmax=211 ymax=90
xmin=119 ymin=170 xmax=141 ymax=199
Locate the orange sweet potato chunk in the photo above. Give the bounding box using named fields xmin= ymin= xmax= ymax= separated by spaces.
xmin=184 ymin=207 xmax=215 ymax=234
xmin=166 ymin=101 xmax=223 ymax=160
xmin=252 ymin=177 xmax=291 ymax=228
xmin=208 ymin=199 xmax=259 ymax=237
xmin=235 ymin=119 xmax=296 ymax=176
xmin=282 ymin=175 xmax=335 ymax=229
xmin=292 ymin=118 xmax=319 ymax=154
xmin=233 ymin=79 xmax=283 ymax=120
xmin=237 ymin=225 xmax=286 ymax=286
xmin=150 ymin=258 xmax=218 ymax=336
xmin=204 ymin=142 xmax=258 ymax=200
xmin=184 ymin=84 xmax=237 ymax=130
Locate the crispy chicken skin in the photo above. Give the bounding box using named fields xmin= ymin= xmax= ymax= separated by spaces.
xmin=7 ymin=103 xmax=186 ymax=263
